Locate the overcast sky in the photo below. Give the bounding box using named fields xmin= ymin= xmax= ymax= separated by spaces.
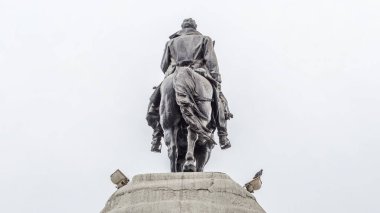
xmin=1 ymin=0 xmax=379 ymax=212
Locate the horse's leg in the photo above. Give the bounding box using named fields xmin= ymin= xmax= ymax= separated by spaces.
xmin=163 ymin=128 xmax=175 ymax=172
xmin=183 ymin=127 xmax=197 ymax=172
xmin=164 ymin=126 xmax=179 ymax=172
xmin=194 ymin=142 xmax=213 ymax=172
xmin=176 ymin=154 xmax=185 ymax=172
xmin=193 ymin=97 xmax=213 ymax=172
xmin=176 ymin=128 xmax=187 ymax=172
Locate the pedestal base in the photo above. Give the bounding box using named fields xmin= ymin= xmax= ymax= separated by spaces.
xmin=101 ymin=172 xmax=266 ymax=213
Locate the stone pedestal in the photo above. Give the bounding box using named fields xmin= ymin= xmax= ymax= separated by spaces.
xmin=101 ymin=172 xmax=266 ymax=213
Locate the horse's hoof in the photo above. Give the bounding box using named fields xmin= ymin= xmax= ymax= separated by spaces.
xmin=183 ymin=161 xmax=196 ymax=172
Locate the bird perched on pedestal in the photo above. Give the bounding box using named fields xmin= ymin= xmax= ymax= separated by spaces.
xmin=244 ymin=169 xmax=263 ymax=193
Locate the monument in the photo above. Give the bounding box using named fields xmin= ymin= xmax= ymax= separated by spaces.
xmin=101 ymin=18 xmax=266 ymax=213
xmin=146 ymin=18 xmax=232 ymax=172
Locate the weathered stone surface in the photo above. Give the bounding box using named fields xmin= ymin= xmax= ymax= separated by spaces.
xmin=101 ymin=172 xmax=266 ymax=213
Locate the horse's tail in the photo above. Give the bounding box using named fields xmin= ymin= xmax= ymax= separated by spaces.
xmin=172 ymin=67 xmax=216 ymax=145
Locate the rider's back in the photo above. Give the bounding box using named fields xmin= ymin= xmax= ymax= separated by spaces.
xmin=169 ymin=34 xmax=208 ymax=65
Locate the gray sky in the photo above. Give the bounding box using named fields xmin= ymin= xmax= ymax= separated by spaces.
xmin=1 ymin=0 xmax=379 ymax=212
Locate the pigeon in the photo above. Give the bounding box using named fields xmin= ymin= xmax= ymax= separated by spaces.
xmin=254 ymin=169 xmax=263 ymax=179
xmin=244 ymin=169 xmax=263 ymax=193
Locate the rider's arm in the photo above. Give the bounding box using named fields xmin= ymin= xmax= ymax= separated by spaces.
xmin=204 ymin=36 xmax=221 ymax=83
xmin=161 ymin=41 xmax=171 ymax=74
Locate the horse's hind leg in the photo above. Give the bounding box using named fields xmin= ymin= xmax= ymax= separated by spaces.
xmin=176 ymin=154 xmax=185 ymax=172
xmin=175 ymin=127 xmax=187 ymax=172
xmin=183 ymin=127 xmax=197 ymax=172
xmin=164 ymin=127 xmax=179 ymax=172
xmin=194 ymin=142 xmax=213 ymax=172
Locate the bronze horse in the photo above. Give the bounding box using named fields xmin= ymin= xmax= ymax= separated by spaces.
xmin=159 ymin=67 xmax=215 ymax=172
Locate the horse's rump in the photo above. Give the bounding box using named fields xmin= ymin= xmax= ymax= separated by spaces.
xmin=173 ymin=67 xmax=215 ymax=144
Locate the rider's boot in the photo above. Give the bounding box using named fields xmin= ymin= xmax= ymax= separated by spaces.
xmin=218 ymin=128 xmax=231 ymax=150
xmin=220 ymin=91 xmax=233 ymax=120
xmin=151 ymin=123 xmax=163 ymax=153
xmin=146 ymin=85 xmax=161 ymax=126
xmin=146 ymin=103 xmax=163 ymax=153
xmin=216 ymin=91 xmax=231 ymax=150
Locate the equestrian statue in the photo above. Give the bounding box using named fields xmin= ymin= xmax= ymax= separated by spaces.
xmin=146 ymin=18 xmax=233 ymax=172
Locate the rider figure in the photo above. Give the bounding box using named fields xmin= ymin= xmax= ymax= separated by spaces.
xmin=147 ymin=18 xmax=232 ymax=152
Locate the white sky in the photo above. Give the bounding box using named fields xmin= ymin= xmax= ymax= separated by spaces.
xmin=1 ymin=0 xmax=379 ymax=212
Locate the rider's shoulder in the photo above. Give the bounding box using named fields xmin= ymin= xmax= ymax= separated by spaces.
xmin=202 ymin=35 xmax=213 ymax=40
xmin=166 ymin=39 xmax=175 ymax=46
xmin=201 ymin=35 xmax=214 ymax=44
